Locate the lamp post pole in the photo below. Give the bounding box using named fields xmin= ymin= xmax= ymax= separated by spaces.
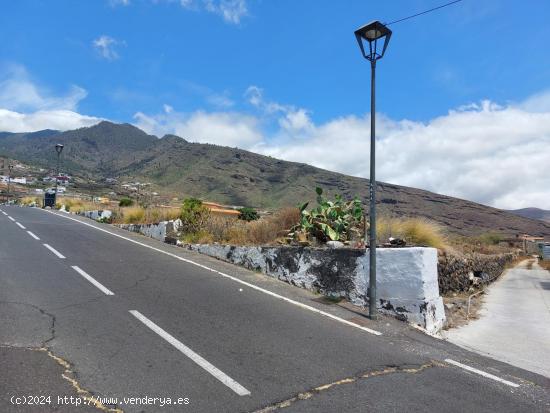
xmin=7 ymin=164 xmax=13 ymax=203
xmin=54 ymin=144 xmax=64 ymax=204
xmin=354 ymin=20 xmax=392 ymax=320
xmin=368 ymin=58 xmax=377 ymax=320
xmin=56 ymin=152 xmax=60 ymax=194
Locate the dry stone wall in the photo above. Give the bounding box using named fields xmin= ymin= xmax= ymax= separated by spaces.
xmin=437 ymin=251 xmax=517 ymax=294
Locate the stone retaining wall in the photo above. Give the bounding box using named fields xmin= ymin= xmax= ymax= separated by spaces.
xmin=187 ymin=244 xmax=445 ymax=334
xmin=79 ymin=209 xmax=112 ymax=221
xmin=437 ymin=251 xmax=517 ymax=294
xmin=115 ymin=219 xmax=182 ymax=243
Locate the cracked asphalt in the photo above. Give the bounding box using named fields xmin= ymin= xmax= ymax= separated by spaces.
xmin=1 ymin=206 xmax=549 ymax=412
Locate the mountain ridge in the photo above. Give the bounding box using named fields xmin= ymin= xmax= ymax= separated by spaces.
xmin=507 ymin=207 xmax=550 ymax=224
xmin=1 ymin=121 xmax=549 ymax=239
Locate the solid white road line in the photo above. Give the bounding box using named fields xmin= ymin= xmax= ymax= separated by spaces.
xmin=16 ymin=222 xmax=26 ymax=229
xmin=71 ymin=266 xmax=114 ymax=296
xmin=43 ymin=210 xmax=382 ymax=336
xmin=129 ymin=310 xmax=251 ymax=396
xmin=8 ymin=216 xmax=15 ymax=221
xmin=445 ymin=359 xmax=520 ymax=388
xmin=27 ymin=231 xmax=40 ymax=240
xmin=43 ymin=243 xmax=66 ymax=259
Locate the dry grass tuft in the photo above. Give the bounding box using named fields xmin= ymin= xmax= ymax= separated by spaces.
xmin=120 ymin=207 xmax=145 ymax=224
xmin=57 ymin=197 xmax=97 ymax=213
xmin=378 ymin=217 xmax=446 ymax=249
xmin=108 ymin=206 xmax=180 ymax=224
xmin=20 ymin=196 xmax=41 ymax=206
xmin=143 ymin=207 xmax=180 ymax=223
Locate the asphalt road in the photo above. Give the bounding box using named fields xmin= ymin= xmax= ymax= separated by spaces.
xmin=446 ymin=259 xmax=550 ymax=378
xmin=1 ymin=205 xmax=549 ymax=412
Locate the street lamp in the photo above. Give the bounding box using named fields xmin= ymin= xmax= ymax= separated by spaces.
xmin=55 ymin=144 xmax=64 ymax=198
xmin=7 ymin=164 xmax=13 ymax=203
xmin=354 ymin=20 xmax=392 ymax=320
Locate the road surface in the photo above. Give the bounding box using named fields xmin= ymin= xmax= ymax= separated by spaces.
xmin=446 ymin=259 xmax=550 ymax=378
xmin=1 ymin=206 xmax=549 ymax=412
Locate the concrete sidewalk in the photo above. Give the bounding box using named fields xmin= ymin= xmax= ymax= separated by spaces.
xmin=446 ymin=260 xmax=550 ymax=378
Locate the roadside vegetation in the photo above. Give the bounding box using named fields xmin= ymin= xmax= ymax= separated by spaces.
xmin=20 ymin=196 xmax=41 ymax=206
xmin=180 ymin=204 xmax=300 ymax=245
xmin=48 ymin=192 xmax=527 ymax=252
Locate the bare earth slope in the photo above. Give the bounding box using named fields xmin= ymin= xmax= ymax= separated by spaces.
xmin=507 ymin=208 xmax=550 ymax=223
xmin=1 ymin=121 xmax=549 ymax=238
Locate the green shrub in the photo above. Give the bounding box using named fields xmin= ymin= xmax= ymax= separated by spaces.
xmin=180 ymin=198 xmax=211 ymax=233
xmin=238 ymin=207 xmax=259 ymax=222
xmin=119 ymin=198 xmax=134 ymax=207
xmin=478 ymin=232 xmax=503 ymax=245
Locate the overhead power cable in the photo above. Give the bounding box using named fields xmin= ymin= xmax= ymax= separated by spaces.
xmin=385 ymin=0 xmax=464 ymax=26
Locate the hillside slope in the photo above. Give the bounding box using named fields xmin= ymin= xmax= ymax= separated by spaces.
xmin=507 ymin=208 xmax=550 ymax=224
xmin=1 ymin=121 xmax=549 ymax=238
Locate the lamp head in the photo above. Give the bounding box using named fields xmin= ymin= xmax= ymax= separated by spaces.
xmin=55 ymin=143 xmax=64 ymax=155
xmin=354 ymin=20 xmax=392 ymax=62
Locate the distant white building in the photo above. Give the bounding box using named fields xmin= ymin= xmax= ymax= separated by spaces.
xmin=0 ymin=176 xmax=26 ymax=184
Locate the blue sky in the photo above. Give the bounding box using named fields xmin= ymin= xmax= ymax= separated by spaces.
xmin=1 ymin=0 xmax=550 ymax=209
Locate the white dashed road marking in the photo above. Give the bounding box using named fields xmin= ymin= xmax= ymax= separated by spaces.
xmin=445 ymin=359 xmax=520 ymax=388
xmin=16 ymin=222 xmax=26 ymax=229
xmin=27 ymin=231 xmax=40 ymax=240
xmin=43 ymin=243 xmax=66 ymax=259
xmin=71 ymin=266 xmax=114 ymax=295
xmin=130 ymin=310 xmax=251 ymax=396
xmin=8 ymin=216 xmax=15 ymax=221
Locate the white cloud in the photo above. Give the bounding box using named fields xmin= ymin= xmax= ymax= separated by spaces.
xmin=0 ymin=64 xmax=101 ymax=132
xmin=93 ymin=35 xmax=124 ymax=60
xmin=109 ymin=0 xmax=130 ymax=6
xmin=0 ymin=64 xmax=87 ymax=112
xmin=0 ymin=109 xmax=101 ymax=133
xmin=132 ymin=89 xmax=550 ymax=209
xmin=252 ymin=97 xmax=550 ymax=210
xmin=245 ymin=85 xmax=313 ymax=134
xmin=153 ymin=0 xmax=248 ymax=24
xmin=184 ymin=81 xmax=235 ymax=108
xmin=203 ymin=0 xmax=247 ymax=24
xmin=134 ymin=108 xmax=261 ymax=147
xmin=519 ymin=89 xmax=550 ymax=113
